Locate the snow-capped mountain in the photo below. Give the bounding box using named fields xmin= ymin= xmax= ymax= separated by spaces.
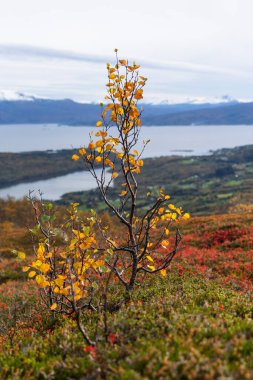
xmin=151 ymin=95 xmax=253 ymax=106
xmin=0 ymin=90 xmax=38 ymax=102
xmin=0 ymin=91 xmax=253 ymax=125
xmin=183 ymin=95 xmax=238 ymax=105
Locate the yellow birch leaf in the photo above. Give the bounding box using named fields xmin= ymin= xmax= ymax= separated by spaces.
xmin=18 ymin=251 xmax=26 ymax=260
xmin=147 ymin=265 xmax=156 ymax=271
xmin=72 ymin=154 xmax=79 ymax=161
xmin=112 ymin=172 xmax=118 ymax=179
xmin=117 ymin=107 xmax=124 ymax=115
xmin=146 ymin=255 xmax=154 ymax=262
xmin=37 ymin=243 xmax=45 ymax=256
xmin=95 ymin=139 xmax=103 ymax=147
xmin=34 ymin=260 xmax=42 ymax=267
xmin=58 ymin=275 xmax=67 ymax=280
xmin=40 ymin=263 xmax=50 ymax=274
xmin=60 ymin=287 xmax=69 ymax=296
xmin=96 ymin=121 xmax=103 ymax=127
xmin=73 ymin=230 xmax=84 ymax=238
xmin=96 ymin=260 xmax=105 ymax=267
xmin=35 ymin=274 xmax=44 ymax=285
xmin=97 ymin=147 xmax=103 ymax=153
xmin=28 ymin=271 xmax=36 ymax=278
xmin=50 ymin=303 xmax=57 ymax=310
xmin=54 ymin=277 xmax=64 ymax=287
xmin=171 ymin=213 xmax=177 ymax=220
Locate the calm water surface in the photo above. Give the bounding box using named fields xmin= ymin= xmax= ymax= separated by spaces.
xmin=0 ymin=169 xmax=111 ymax=201
xmin=1 ymin=124 xmax=253 ymax=156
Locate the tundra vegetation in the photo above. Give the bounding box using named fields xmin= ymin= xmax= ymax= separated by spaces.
xmin=0 ymin=198 xmax=252 ymax=379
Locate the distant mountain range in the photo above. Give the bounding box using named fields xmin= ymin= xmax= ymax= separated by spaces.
xmin=0 ymin=92 xmax=253 ymax=125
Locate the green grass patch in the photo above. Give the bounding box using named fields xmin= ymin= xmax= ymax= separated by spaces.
xmin=224 ymin=180 xmax=242 ymax=187
xmin=217 ymin=193 xmax=233 ymax=199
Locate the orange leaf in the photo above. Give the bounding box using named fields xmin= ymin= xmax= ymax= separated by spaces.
xmin=88 ymin=142 xmax=95 ymax=150
xmin=95 ymin=156 xmax=102 ymax=163
xmin=79 ymin=148 xmax=86 ymax=156
xmin=160 ymin=269 xmax=167 ymax=277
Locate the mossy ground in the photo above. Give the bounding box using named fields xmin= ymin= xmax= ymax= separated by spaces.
xmin=0 ymin=204 xmax=252 ymax=379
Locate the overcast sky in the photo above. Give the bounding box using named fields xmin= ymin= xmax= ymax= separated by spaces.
xmin=0 ymin=0 xmax=253 ymax=102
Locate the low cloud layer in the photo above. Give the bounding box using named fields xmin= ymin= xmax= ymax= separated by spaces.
xmin=1 ymin=44 xmax=250 ymax=78
xmin=1 ymin=43 xmax=253 ymax=103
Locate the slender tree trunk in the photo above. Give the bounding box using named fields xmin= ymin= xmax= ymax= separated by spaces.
xmin=76 ymin=312 xmax=95 ymax=346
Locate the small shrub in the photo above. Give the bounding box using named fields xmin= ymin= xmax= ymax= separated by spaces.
xmin=22 ymin=51 xmax=189 ymax=344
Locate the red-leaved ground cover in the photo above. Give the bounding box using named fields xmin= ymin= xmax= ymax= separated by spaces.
xmin=171 ymin=213 xmax=253 ymax=293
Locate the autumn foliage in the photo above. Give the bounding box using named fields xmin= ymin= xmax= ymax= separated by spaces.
xmin=22 ymin=52 xmax=189 ymax=344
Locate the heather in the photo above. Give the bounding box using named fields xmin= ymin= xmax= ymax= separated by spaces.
xmin=0 ymin=201 xmax=252 ymax=379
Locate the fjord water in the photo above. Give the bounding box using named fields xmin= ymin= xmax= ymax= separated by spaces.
xmin=1 ymin=124 xmax=253 ymax=156
xmin=0 ymin=169 xmax=111 ymax=201
xmin=0 ymin=124 xmax=252 ymax=200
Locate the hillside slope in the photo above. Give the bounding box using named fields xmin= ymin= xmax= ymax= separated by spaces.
xmin=0 ymin=202 xmax=252 ymax=380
